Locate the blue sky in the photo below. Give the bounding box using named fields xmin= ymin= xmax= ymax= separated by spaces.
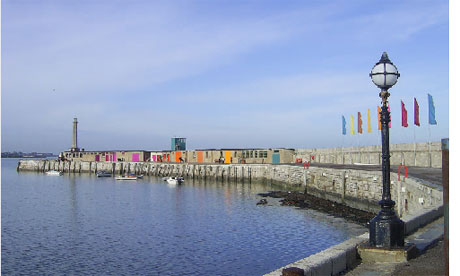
xmin=1 ymin=0 xmax=449 ymax=153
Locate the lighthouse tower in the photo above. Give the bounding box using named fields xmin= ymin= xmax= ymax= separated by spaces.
xmin=71 ymin=117 xmax=80 ymax=152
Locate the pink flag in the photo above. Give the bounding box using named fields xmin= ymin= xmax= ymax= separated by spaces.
xmin=388 ymin=103 xmax=391 ymax=128
xmin=401 ymin=100 xmax=408 ymax=127
xmin=414 ymin=98 xmax=420 ymax=126
xmin=378 ymin=104 xmax=391 ymax=128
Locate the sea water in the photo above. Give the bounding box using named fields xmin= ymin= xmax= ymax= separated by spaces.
xmin=1 ymin=158 xmax=365 ymax=275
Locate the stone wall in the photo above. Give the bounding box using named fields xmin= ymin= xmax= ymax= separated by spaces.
xmin=295 ymin=142 xmax=442 ymax=168
xmin=18 ymin=160 xmax=442 ymax=219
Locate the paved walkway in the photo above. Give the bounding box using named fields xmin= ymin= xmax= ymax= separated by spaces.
xmin=344 ymin=217 xmax=445 ymax=276
xmin=290 ymin=163 xmax=443 ymax=187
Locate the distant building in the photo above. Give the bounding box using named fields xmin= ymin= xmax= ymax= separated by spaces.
xmin=60 ymin=118 xmax=152 ymax=162
xmin=61 ymin=150 xmax=150 ymax=162
xmin=58 ymin=119 xmax=296 ymax=164
xmin=171 ymin=137 xmax=186 ymax=151
xmin=1 ymin=152 xmax=55 ymax=158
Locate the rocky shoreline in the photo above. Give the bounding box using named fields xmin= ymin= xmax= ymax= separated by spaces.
xmin=258 ymin=191 xmax=376 ymax=226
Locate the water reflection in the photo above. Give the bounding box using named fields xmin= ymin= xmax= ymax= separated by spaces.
xmin=68 ymin=175 xmax=78 ymax=229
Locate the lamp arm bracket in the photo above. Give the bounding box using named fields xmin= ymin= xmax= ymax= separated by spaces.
xmin=379 ymin=91 xmax=390 ymax=105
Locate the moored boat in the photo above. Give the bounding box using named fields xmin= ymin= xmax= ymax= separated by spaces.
xmin=96 ymin=171 xmax=112 ymax=177
xmin=165 ymin=177 xmax=184 ymax=185
xmin=115 ymin=175 xmax=137 ymax=180
xmin=46 ymin=170 xmax=63 ymax=176
xmin=115 ymin=173 xmax=138 ymax=180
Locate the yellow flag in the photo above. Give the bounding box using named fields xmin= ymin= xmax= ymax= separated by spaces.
xmin=350 ymin=114 xmax=355 ymax=135
xmin=367 ymin=108 xmax=372 ymax=133
xmin=377 ymin=106 xmax=382 ymax=130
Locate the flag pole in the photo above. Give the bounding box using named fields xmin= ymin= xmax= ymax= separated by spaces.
xmin=358 ymin=112 xmax=362 ymax=163
xmin=428 ymin=124 xmax=432 ymax=167
xmin=341 ymin=133 xmax=345 ymax=164
xmin=358 ymin=131 xmax=361 ymax=163
xmin=341 ymin=115 xmax=346 ymax=164
xmin=375 ymin=106 xmax=382 ymax=165
xmin=427 ymin=93 xmax=436 ymax=168
xmin=414 ymin=97 xmax=419 ymax=167
xmin=413 ymin=125 xmax=416 ymax=166
xmin=378 ymin=109 xmax=381 ymax=154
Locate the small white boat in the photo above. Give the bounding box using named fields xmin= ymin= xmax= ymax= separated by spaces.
xmin=46 ymin=170 xmax=63 ymax=176
xmin=115 ymin=175 xmax=138 ymax=180
xmin=164 ymin=177 xmax=184 ymax=185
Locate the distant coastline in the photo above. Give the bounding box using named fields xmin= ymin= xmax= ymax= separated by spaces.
xmin=1 ymin=152 xmax=56 ymax=158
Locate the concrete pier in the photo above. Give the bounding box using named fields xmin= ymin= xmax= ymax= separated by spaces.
xmin=18 ymin=160 xmax=442 ymax=217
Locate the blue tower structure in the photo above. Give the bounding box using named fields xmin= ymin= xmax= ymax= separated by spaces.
xmin=171 ymin=137 xmax=186 ymax=151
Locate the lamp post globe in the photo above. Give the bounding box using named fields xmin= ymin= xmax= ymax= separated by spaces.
xmin=368 ymin=52 xmax=405 ymax=248
xmin=370 ymin=52 xmax=400 ymax=92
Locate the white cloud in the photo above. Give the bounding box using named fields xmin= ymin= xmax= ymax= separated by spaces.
xmin=4 ymin=2 xmax=310 ymax=98
xmin=175 ymin=72 xmax=372 ymax=105
xmin=345 ymin=2 xmax=448 ymax=42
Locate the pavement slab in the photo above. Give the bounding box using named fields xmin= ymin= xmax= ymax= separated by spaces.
xmin=343 ymin=217 xmax=445 ymax=276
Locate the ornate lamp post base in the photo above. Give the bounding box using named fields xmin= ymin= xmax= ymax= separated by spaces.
xmin=369 ymin=200 xmax=405 ymax=248
xmin=357 ymin=242 xmax=417 ymax=263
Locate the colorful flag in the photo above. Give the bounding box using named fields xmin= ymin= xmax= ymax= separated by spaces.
xmin=414 ymin=98 xmax=420 ymax=126
xmin=342 ymin=116 xmax=346 ymax=135
xmin=401 ymin=100 xmax=408 ymax=127
xmin=428 ymin=93 xmax=437 ymax=125
xmin=358 ymin=112 xmax=363 ymax=134
xmin=350 ymin=114 xmax=355 ymax=135
xmin=367 ymin=108 xmax=372 ymax=133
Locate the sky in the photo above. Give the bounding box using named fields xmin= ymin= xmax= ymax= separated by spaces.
xmin=1 ymin=0 xmax=450 ymax=153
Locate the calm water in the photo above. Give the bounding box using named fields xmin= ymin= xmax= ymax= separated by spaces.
xmin=2 ymin=159 xmax=365 ymax=275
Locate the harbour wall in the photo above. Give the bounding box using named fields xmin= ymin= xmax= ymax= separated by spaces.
xmin=295 ymin=142 xmax=442 ymax=168
xmin=18 ymin=160 xmax=442 ymax=220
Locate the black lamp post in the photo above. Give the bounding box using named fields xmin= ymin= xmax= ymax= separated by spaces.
xmin=368 ymin=52 xmax=405 ymax=248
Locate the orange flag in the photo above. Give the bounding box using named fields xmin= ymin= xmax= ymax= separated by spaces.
xmin=377 ymin=106 xmax=382 ymax=130
xmin=367 ymin=108 xmax=372 ymax=133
